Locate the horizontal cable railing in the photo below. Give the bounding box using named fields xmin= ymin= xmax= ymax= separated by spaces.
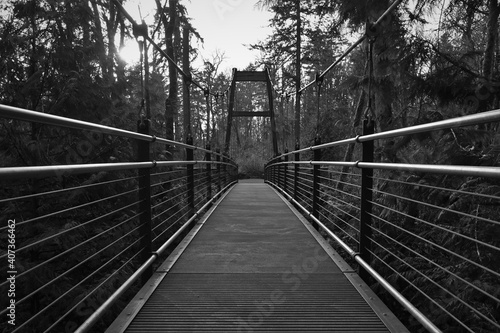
xmin=0 ymin=103 xmax=238 ymax=333
xmin=265 ymin=109 xmax=500 ymax=333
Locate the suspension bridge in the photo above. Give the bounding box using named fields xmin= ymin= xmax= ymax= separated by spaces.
xmin=1 ymin=1 xmax=499 ymax=332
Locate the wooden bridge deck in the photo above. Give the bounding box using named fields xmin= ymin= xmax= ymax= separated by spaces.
xmin=107 ymin=180 xmax=408 ymax=332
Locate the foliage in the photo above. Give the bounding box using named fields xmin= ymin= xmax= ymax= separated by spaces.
xmin=1 ymin=0 xmax=500 ymax=331
xmin=0 ymin=0 xmax=230 ymax=331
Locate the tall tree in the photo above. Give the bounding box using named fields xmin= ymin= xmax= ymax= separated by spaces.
xmin=201 ymin=50 xmax=226 ymax=145
xmin=482 ymin=0 xmax=499 ymax=110
xmin=294 ymin=0 xmax=301 ymax=147
xmin=254 ymin=0 xmax=338 ymax=148
xmin=155 ymin=0 xmax=178 ymax=147
xmin=182 ymin=23 xmax=191 ymax=141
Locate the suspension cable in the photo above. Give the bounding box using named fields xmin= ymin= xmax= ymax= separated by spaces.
xmin=281 ymin=0 xmax=404 ymax=99
xmin=112 ymin=0 xmax=214 ymax=96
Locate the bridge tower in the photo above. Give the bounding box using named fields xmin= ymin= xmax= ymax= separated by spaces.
xmin=224 ymin=68 xmax=279 ymax=156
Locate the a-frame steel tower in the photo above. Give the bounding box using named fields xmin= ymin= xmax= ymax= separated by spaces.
xmin=224 ymin=68 xmax=279 ymax=156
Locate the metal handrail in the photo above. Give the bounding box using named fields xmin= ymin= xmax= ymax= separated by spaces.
xmin=74 ymin=181 xmax=237 ymax=333
xmin=0 ymin=162 xmax=153 ymax=180
xmin=0 ymin=104 xmax=151 ymax=141
xmin=269 ymin=109 xmax=500 ymax=162
xmin=0 ymin=103 xmax=238 ymax=332
xmin=265 ymin=109 xmax=500 ymax=333
xmin=0 ymin=104 xmax=231 ymax=159
xmin=268 ymin=181 xmax=441 ymax=333
xmin=269 ymin=161 xmax=500 ymax=178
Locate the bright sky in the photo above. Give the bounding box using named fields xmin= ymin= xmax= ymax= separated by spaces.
xmin=121 ymin=0 xmax=273 ymax=71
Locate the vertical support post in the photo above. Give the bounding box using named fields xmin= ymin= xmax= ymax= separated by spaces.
xmin=137 ymin=23 xmax=152 ymax=283
xmin=312 ymin=136 xmax=321 ymax=230
xmin=235 ymin=161 xmax=239 ymax=183
xmin=283 ymin=150 xmax=288 ymax=195
xmin=225 ymin=68 xmax=237 ymax=155
xmin=206 ymin=144 xmax=212 ymax=201
xmin=265 ymin=68 xmax=279 ymax=156
xmin=277 ymin=155 xmax=282 ymax=189
xmin=268 ymin=161 xmax=272 ymax=183
xmin=216 ymin=149 xmax=221 ymax=193
xmin=270 ymin=163 xmax=273 ymax=184
xmin=273 ymin=160 xmax=277 ymax=185
xmin=137 ymin=118 xmax=152 ymax=282
xmin=186 ymin=135 xmax=195 ymax=212
xmin=222 ymin=152 xmax=228 ymax=187
xmin=294 ymin=142 xmax=299 ymax=202
xmin=359 ymin=119 xmax=374 ymax=283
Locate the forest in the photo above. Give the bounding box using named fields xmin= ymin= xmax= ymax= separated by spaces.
xmin=0 ymin=0 xmax=499 ymax=332
xmin=1 ymin=0 xmax=499 ymax=170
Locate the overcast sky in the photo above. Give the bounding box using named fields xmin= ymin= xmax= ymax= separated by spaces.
xmin=122 ymin=0 xmax=273 ymax=71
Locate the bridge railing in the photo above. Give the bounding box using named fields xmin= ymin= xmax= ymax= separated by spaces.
xmin=0 ymin=104 xmax=238 ymax=333
xmin=265 ymin=109 xmax=500 ymax=333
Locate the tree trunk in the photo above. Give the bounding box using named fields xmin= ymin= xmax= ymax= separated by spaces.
xmin=106 ymin=0 xmax=118 ymax=101
xmin=483 ymin=0 xmax=499 ymax=82
xmin=462 ymin=1 xmax=476 ymax=50
xmin=116 ymin=12 xmax=126 ymax=96
xmin=90 ymin=0 xmax=108 ymax=80
xmin=294 ymin=0 xmax=301 ymax=147
xmin=182 ymin=24 xmax=191 ymax=140
xmin=206 ymin=79 xmax=211 ymax=144
xmin=156 ymin=0 xmax=178 ymax=153
xmin=482 ymin=0 xmax=500 ymax=117
xmin=174 ymin=18 xmax=182 ymax=141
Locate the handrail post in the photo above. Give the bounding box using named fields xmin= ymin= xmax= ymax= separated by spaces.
xmin=266 ymin=161 xmax=270 ymax=182
xmin=206 ymin=144 xmax=212 ymax=201
xmin=283 ymin=150 xmax=288 ymax=195
xmin=275 ymin=157 xmax=279 ymax=186
xmin=216 ymin=149 xmax=221 ymax=193
xmin=222 ymin=152 xmax=228 ymax=187
xmin=186 ymin=135 xmax=195 ymax=212
xmin=269 ymin=160 xmax=273 ymax=183
xmin=275 ymin=158 xmax=278 ymax=185
xmin=234 ymin=160 xmax=238 ymax=183
xmin=294 ymin=142 xmax=299 ymax=202
xmin=359 ymin=119 xmax=374 ymax=283
xmin=312 ymin=136 xmax=321 ymax=230
xmin=137 ymin=117 xmax=152 ymax=283
xmin=270 ymin=161 xmax=274 ymax=184
xmin=277 ymin=154 xmax=282 ymax=189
